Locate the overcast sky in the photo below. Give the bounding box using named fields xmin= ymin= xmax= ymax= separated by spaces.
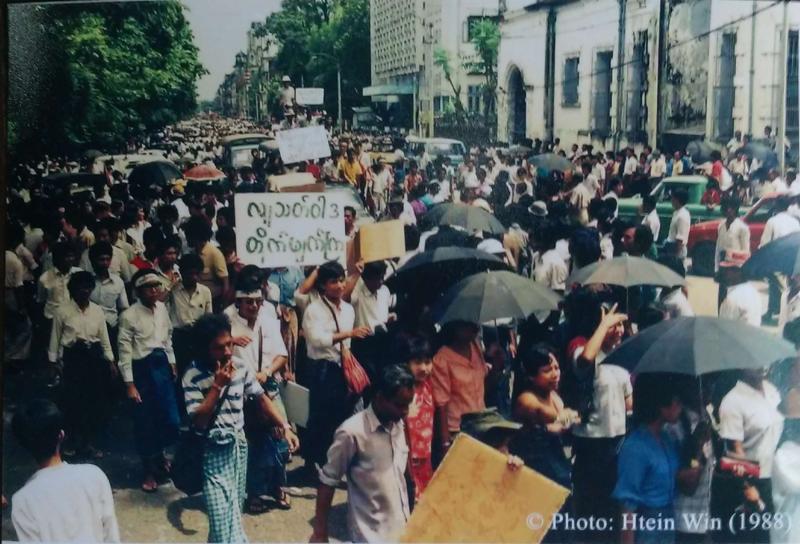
xmin=183 ymin=0 xmax=281 ymax=101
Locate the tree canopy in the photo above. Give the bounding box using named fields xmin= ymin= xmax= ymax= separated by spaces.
xmin=9 ymin=1 xmax=206 ymax=156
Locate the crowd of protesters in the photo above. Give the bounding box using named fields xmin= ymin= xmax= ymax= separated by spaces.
xmin=3 ymin=115 xmax=800 ymax=544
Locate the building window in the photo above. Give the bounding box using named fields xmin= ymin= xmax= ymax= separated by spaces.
xmin=463 ymin=15 xmax=500 ymax=43
xmin=434 ymin=96 xmax=453 ymax=114
xmin=468 ymin=85 xmax=482 ymax=113
xmin=714 ymin=33 xmax=737 ymax=141
xmin=626 ymin=31 xmax=649 ymax=143
xmin=593 ymin=51 xmax=613 ymax=137
xmin=562 ymin=57 xmax=580 ymax=107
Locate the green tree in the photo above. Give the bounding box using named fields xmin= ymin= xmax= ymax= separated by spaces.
xmin=434 ymin=48 xmax=466 ymax=118
xmin=11 ymin=1 xmax=206 ymax=155
xmin=464 ymin=18 xmax=500 ymax=117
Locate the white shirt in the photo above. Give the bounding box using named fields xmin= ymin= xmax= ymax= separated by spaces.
xmin=80 ymin=246 xmax=134 ymax=283
xmin=715 ymin=218 xmax=751 ymax=272
xmin=650 ymin=157 xmax=667 ymax=178
xmin=661 ymin=289 xmax=695 ymax=318
xmin=351 ymin=278 xmax=394 ymax=330
xmin=118 ymin=301 xmax=175 ymax=382
xmin=719 ymin=281 xmax=763 ymax=327
xmin=302 ymin=296 xmax=356 ymax=362
xmin=642 ymin=209 xmax=661 ymax=241
xmin=6 ymin=250 xmax=24 ymax=290
xmin=48 ymin=300 xmax=114 ymax=363
xmin=772 ymin=440 xmax=800 ymax=544
xmin=570 ymin=350 xmax=632 ymax=439
xmin=37 ymin=267 xmax=82 ymax=320
xmin=12 ymin=463 xmax=120 ymax=542
xmin=90 ymin=274 xmax=129 ymax=328
xmin=372 ymin=169 xmax=392 ymax=194
xmin=760 ymin=211 xmax=800 ymax=247
xmin=623 ymin=156 xmax=638 ymax=176
xmin=533 ymin=249 xmax=568 ymax=291
xmin=668 ymin=207 xmax=691 ymax=258
xmin=15 ymin=244 xmax=38 ymax=282
xmin=719 ymin=380 xmax=784 ymax=478
xmin=225 ymin=307 xmax=287 ymax=370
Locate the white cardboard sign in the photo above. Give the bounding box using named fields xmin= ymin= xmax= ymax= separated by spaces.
xmin=295 ymin=87 xmax=325 ymax=105
xmin=234 ymin=192 xmax=346 ymax=267
xmin=275 ymin=125 xmax=331 ymax=165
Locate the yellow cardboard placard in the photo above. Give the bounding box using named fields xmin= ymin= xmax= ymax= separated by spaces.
xmin=354 ymin=220 xmax=406 ymax=263
xmin=267 ymin=172 xmax=319 ymax=192
xmin=401 ymin=434 xmax=570 ymax=543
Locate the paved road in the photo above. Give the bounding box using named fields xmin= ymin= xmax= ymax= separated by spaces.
xmin=0 ymin=275 xmax=769 ymax=542
xmin=1 ymin=373 xmax=348 ymax=543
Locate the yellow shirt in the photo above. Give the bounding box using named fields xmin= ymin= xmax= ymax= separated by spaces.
xmin=199 ymin=243 xmax=228 ymax=298
xmin=338 ymin=158 xmax=363 ymax=186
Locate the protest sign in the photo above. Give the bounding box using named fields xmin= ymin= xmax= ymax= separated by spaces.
xmin=267 ymin=172 xmax=318 ymax=192
xmin=234 ymin=193 xmax=347 ymax=268
xmin=276 ymin=125 xmax=331 ymax=165
xmin=295 ymin=87 xmax=324 ymax=105
xmin=354 ymin=220 xmax=406 ymax=263
xmin=401 ymin=434 xmax=570 ymax=543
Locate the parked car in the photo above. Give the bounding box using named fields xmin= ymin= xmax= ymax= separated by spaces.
xmin=221 ymin=133 xmax=271 ymax=170
xmin=405 ymin=137 xmax=467 ymax=167
xmin=687 ymin=192 xmax=785 ymax=276
xmin=617 ymin=175 xmax=741 ymax=240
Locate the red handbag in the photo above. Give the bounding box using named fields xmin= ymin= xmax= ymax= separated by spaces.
xmin=321 ymin=298 xmax=371 ymax=396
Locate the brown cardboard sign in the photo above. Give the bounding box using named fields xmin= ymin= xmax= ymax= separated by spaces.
xmin=401 ymin=434 xmax=570 ymax=543
xmin=354 ymin=220 xmax=406 ymax=263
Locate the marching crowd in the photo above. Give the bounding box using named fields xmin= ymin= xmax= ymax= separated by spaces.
xmin=3 ymin=117 xmax=800 ymax=544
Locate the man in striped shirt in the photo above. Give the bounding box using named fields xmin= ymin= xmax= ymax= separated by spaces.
xmin=182 ymin=314 xmax=298 ymax=543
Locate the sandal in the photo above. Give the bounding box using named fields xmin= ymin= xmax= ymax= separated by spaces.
xmin=246 ymin=497 xmax=270 ymax=515
xmin=141 ymin=475 xmax=158 ymax=493
xmin=272 ymin=489 xmax=292 ymax=510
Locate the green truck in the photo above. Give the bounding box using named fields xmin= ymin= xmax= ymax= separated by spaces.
xmin=616 ymin=175 xmax=737 ymax=240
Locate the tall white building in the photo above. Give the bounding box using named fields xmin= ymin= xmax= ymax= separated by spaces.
xmin=365 ymin=0 xmax=499 ymax=132
xmin=497 ymin=0 xmax=800 ymax=162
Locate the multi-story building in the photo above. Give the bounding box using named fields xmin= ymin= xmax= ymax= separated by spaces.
xmin=365 ymin=0 xmax=498 ymax=132
xmin=497 ymin=0 xmax=800 ymax=164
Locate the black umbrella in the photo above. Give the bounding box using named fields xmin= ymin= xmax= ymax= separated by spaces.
xmin=685 ymin=140 xmax=715 ymax=164
xmin=506 ymin=145 xmax=533 ymax=158
xmin=83 ymin=149 xmax=103 ymax=161
xmin=385 ymin=247 xmax=508 ymax=295
xmin=741 ymin=141 xmax=778 ymax=169
xmin=531 ymin=153 xmax=574 ymax=174
xmin=422 ymin=203 xmax=506 ymax=236
xmin=742 ymin=231 xmax=800 ymax=278
xmin=602 ymin=316 xmax=795 ymax=375
xmin=128 ymin=160 xmax=182 ymax=190
xmin=432 ymin=270 xmax=561 ymax=325
xmin=424 ymin=226 xmax=473 ymax=250
xmin=567 ymin=256 xmax=686 ymax=289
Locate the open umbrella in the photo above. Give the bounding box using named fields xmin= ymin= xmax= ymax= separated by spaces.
xmin=685 ymin=140 xmax=716 ymax=164
xmin=742 ymin=231 xmax=800 ymax=278
xmin=603 ymin=316 xmax=795 ymax=375
xmin=184 ymin=164 xmax=226 ymax=182
xmin=567 ymin=256 xmax=686 ymax=290
xmin=531 ymin=153 xmax=574 ymax=174
xmin=506 ymin=145 xmax=533 ymax=158
xmin=432 ymin=270 xmax=561 ymax=325
xmin=422 ymin=203 xmax=506 ymax=236
xmin=424 ymin=226 xmax=473 ymax=250
xmin=741 ymin=141 xmax=778 ymax=169
xmin=386 ymin=247 xmax=508 ymax=295
xmin=128 ymin=159 xmax=182 ymax=189
xmin=83 ymin=149 xmax=103 ymax=161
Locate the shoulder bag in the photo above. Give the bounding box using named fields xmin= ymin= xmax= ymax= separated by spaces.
xmin=321 ymin=297 xmax=370 ymax=396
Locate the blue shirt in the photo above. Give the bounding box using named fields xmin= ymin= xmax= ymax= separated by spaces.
xmin=612 ymin=426 xmax=679 ymax=509
xmin=268 ymin=267 xmax=305 ymax=307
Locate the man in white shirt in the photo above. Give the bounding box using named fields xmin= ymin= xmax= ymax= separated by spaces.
xmin=718 ymin=255 xmax=764 ymax=327
xmin=760 ymin=196 xmax=800 ymax=320
xmin=623 ymin=149 xmax=638 ymax=178
xmin=371 ymin=159 xmax=393 ymax=214
xmin=666 ymin=187 xmax=691 ymax=260
xmin=640 ymin=195 xmax=661 ymax=241
xmin=715 ymin=197 xmax=751 ymax=273
xmin=302 ymin=261 xmax=371 ymax=469
xmin=649 ymin=151 xmax=667 ymax=180
xmin=11 ymin=399 xmax=120 ymax=542
xmin=532 ymin=222 xmax=569 ymax=292
xmin=118 ymin=269 xmax=181 ymax=492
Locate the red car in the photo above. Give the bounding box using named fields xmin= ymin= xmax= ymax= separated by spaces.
xmin=687 ymin=193 xmax=784 ymax=276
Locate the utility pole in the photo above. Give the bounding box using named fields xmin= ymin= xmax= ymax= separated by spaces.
xmin=427 ymin=22 xmax=435 ymax=138
xmin=613 ymin=0 xmax=627 ymax=151
xmin=779 ymin=0 xmax=789 ymax=173
xmin=747 ymin=0 xmax=757 ymax=136
xmin=337 ymin=62 xmax=343 ymax=131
